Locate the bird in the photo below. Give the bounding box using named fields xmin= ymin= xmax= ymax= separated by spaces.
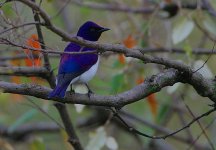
xmin=48 ymin=21 xmax=109 ymax=98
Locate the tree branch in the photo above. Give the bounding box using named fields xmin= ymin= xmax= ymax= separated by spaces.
xmin=54 ymin=103 xmax=83 ymax=150
xmin=3 ymin=0 xmax=200 ymax=73
xmin=30 ymin=0 xmax=55 ymax=88
xmin=0 ymin=22 xmax=44 ymax=35
xmin=0 ymin=66 xmax=49 ymax=77
xmin=111 ymin=107 xmax=216 ymax=140
xmin=0 ymin=69 xmax=215 ymax=107
xmin=202 ymin=0 xmax=216 ymax=17
xmin=70 ymin=0 xmax=208 ymax=15
xmin=0 ymin=122 xmax=60 ymax=141
xmin=70 ymin=0 xmax=154 ymax=14
xmin=1 ymin=47 xmax=216 ymax=63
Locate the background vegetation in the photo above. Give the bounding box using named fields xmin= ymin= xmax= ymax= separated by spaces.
xmin=1 ymin=0 xmax=216 ymax=149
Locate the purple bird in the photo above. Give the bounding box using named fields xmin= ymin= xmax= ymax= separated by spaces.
xmin=48 ymin=21 xmax=109 ymax=98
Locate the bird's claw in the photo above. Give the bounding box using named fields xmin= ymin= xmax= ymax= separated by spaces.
xmin=70 ymin=89 xmax=75 ymax=95
xmin=87 ymin=90 xmax=94 ymax=99
xmin=85 ymin=83 xmax=94 ymax=99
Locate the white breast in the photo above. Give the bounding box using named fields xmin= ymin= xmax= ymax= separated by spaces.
xmin=78 ymin=57 xmax=100 ymax=83
xmin=69 ymin=57 xmax=100 ymax=85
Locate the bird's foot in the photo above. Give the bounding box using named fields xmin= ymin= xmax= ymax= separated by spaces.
xmin=87 ymin=90 xmax=94 ymax=99
xmin=70 ymin=89 xmax=75 ymax=95
xmin=85 ymin=83 xmax=94 ymax=99
xmin=69 ymin=84 xmax=75 ymax=95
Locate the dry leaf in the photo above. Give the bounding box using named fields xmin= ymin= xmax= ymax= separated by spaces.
xmin=123 ymin=34 xmax=137 ymax=48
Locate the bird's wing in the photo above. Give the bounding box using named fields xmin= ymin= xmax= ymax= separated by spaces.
xmin=57 ymin=42 xmax=98 ymax=84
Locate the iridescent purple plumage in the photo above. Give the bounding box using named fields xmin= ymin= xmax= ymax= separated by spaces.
xmin=48 ymin=21 xmax=109 ymax=98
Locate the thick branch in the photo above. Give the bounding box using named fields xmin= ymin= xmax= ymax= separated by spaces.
xmin=0 ymin=122 xmax=59 ymax=141
xmin=0 ymin=69 xmax=215 ymax=107
xmin=0 ymin=66 xmax=49 ymax=77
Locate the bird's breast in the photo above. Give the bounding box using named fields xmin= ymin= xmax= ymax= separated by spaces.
xmin=78 ymin=57 xmax=100 ymax=83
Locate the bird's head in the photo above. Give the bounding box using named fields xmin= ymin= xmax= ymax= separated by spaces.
xmin=77 ymin=21 xmax=110 ymax=41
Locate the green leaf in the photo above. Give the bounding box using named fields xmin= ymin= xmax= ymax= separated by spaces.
xmin=172 ymin=18 xmax=194 ymax=44
xmin=30 ymin=138 xmax=46 ymax=150
xmin=80 ymin=7 xmax=91 ymax=16
xmin=157 ymin=103 xmax=169 ymax=123
xmin=203 ymin=17 xmax=216 ymax=37
xmin=1 ymin=3 xmax=14 ymax=16
xmin=110 ymin=73 xmax=124 ymax=93
xmin=8 ymin=109 xmax=37 ymax=133
xmin=91 ymin=77 xmax=108 ymax=88
xmin=60 ymin=130 xmax=71 ymax=149
xmin=112 ymin=60 xmax=124 ymax=68
xmin=86 ymin=127 xmax=107 ymax=150
xmin=183 ymin=43 xmax=192 ymax=57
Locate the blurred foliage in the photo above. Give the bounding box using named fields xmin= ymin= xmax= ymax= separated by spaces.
xmin=1 ymin=0 xmax=216 ymax=149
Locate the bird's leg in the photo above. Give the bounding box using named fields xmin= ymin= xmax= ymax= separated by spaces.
xmin=85 ymin=83 xmax=93 ymax=93
xmin=85 ymin=83 xmax=93 ymax=98
xmin=70 ymin=84 xmax=75 ymax=95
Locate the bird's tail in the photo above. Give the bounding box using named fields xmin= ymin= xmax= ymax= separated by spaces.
xmin=48 ymin=84 xmax=69 ymax=98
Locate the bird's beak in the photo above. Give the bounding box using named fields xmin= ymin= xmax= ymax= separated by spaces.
xmin=98 ymin=28 xmax=110 ymax=33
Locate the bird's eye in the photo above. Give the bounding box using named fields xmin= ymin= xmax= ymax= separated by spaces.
xmin=90 ymin=28 xmax=96 ymax=32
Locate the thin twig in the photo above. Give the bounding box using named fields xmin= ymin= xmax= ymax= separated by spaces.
xmin=194 ymin=18 xmax=216 ymax=42
xmin=51 ymin=0 xmax=70 ymax=19
xmin=0 ymin=38 xmax=97 ymax=55
xmin=181 ymin=96 xmax=215 ymax=150
xmin=193 ymin=42 xmax=215 ymax=73
xmin=187 ymin=116 xmax=216 ymax=150
xmin=110 ymin=107 xmax=216 ymax=139
xmin=24 ymin=96 xmax=64 ymax=129
xmin=0 ymin=22 xmax=44 ymax=35
xmin=120 ymin=110 xmax=204 ymax=147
